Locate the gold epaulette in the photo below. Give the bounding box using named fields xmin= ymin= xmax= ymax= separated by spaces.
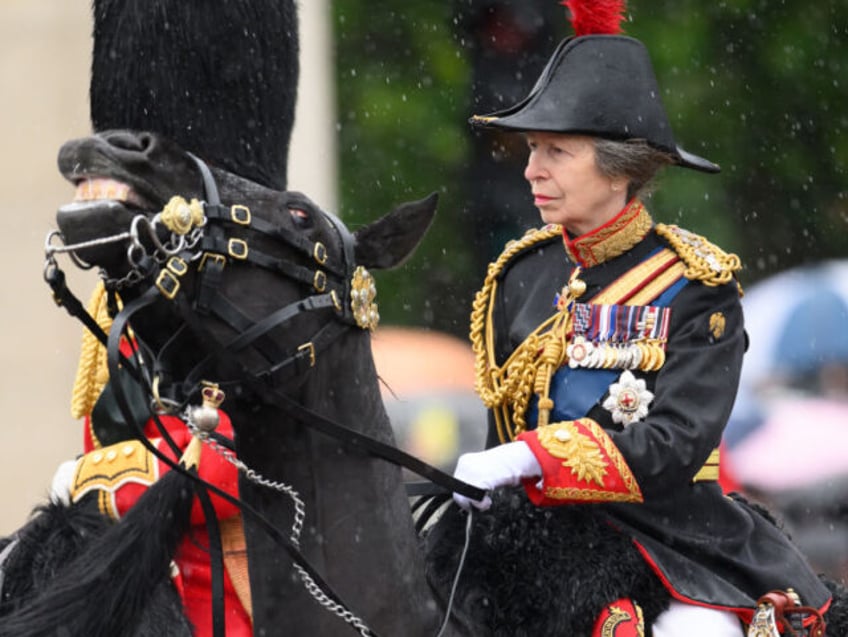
xmin=70 ymin=439 xmax=159 ymax=519
xmin=655 ymin=224 xmax=742 ymax=290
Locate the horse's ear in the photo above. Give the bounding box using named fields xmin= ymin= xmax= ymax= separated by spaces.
xmin=353 ymin=192 xmax=438 ymax=270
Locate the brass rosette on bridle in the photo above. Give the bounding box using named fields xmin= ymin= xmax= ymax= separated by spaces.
xmin=350 ymin=266 xmax=379 ymax=331
xmin=159 ymin=195 xmax=206 ymax=235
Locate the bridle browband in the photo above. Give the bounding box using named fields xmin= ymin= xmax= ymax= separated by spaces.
xmin=45 ymin=152 xmax=484 ymax=636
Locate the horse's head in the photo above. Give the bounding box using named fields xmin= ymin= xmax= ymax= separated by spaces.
xmin=53 ymin=129 xmax=437 ymax=408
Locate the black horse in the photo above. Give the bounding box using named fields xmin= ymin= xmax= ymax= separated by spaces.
xmin=0 ymin=129 xmax=474 ymax=636
xmin=1 ymin=1 xmax=477 ymax=633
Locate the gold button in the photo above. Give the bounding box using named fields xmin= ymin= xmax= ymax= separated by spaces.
xmin=554 ymin=429 xmax=571 ymax=442
xmin=106 ymin=450 xmax=117 ymax=462
xmin=569 ymin=278 xmax=587 ymax=297
xmin=122 ymin=444 xmax=135 ymax=457
xmin=91 ymin=452 xmax=103 ymax=464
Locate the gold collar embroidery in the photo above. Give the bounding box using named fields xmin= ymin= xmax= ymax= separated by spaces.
xmin=563 ymin=200 xmax=653 ymax=268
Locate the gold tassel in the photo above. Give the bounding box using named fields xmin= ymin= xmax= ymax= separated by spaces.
xmin=179 ymin=436 xmax=203 ymax=471
xmin=70 ymin=282 xmax=114 ymax=422
xmin=533 ymin=315 xmax=568 ymax=427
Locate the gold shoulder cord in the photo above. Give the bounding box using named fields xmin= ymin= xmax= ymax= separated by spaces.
xmin=655 ymin=223 xmax=743 ymax=293
xmin=470 ymin=225 xmax=569 ymax=443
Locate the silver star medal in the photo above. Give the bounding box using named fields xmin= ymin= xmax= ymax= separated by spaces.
xmin=602 ymin=370 xmax=654 ymax=425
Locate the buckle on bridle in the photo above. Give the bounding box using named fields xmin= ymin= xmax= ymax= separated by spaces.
xmin=156 ymin=269 xmax=181 ymax=300
xmin=313 ymin=270 xmax=327 ymax=292
xmin=199 ymin=252 xmax=227 ymax=271
xmin=227 ymin=238 xmax=248 ymax=260
xmin=298 ymin=342 xmax=316 ymax=367
xmin=167 ymin=256 xmax=188 ymax=276
xmin=155 ymin=256 xmax=190 ymax=300
xmin=230 ymin=204 xmax=251 ymax=225
xmin=313 ymin=242 xmax=328 ymax=265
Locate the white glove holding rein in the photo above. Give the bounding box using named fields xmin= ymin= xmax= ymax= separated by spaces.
xmin=452 ymin=441 xmax=542 ymax=510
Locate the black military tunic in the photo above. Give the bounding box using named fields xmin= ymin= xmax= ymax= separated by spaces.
xmin=476 ymin=200 xmax=831 ymax=623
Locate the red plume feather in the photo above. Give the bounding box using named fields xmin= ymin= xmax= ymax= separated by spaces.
xmin=561 ymin=0 xmax=626 ymax=36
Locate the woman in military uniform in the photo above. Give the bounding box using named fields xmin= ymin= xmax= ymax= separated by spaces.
xmin=445 ymin=2 xmax=832 ymax=635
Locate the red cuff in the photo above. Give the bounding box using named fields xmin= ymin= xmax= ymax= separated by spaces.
xmin=517 ymin=418 xmax=643 ymax=505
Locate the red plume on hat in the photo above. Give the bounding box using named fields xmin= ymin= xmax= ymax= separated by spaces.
xmin=562 ymin=0 xmax=626 ymax=36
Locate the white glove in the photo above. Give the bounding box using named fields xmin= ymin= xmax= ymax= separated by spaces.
xmin=452 ymin=441 xmax=542 ymax=511
xmin=49 ymin=459 xmax=79 ymax=506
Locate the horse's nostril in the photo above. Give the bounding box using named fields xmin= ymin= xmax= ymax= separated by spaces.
xmin=105 ymin=131 xmax=152 ymax=153
xmin=136 ymin=133 xmax=155 ymax=152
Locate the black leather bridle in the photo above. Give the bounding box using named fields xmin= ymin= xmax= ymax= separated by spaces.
xmin=45 ymin=152 xmax=484 ymax=636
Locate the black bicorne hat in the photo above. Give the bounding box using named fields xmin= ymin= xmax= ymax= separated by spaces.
xmin=471 ymin=31 xmax=719 ymax=173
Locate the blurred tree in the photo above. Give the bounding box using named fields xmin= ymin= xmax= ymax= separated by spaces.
xmin=453 ymin=0 xmax=564 ymax=273
xmin=333 ymin=2 xmax=477 ymax=335
xmin=629 ymin=1 xmax=848 ymax=281
xmin=332 ymin=0 xmax=848 ymax=335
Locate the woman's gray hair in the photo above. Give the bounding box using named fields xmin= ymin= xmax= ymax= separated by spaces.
xmin=593 ymin=138 xmax=676 ymax=201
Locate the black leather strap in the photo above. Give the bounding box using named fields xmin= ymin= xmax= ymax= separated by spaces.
xmin=260 ymin=383 xmax=487 ymax=502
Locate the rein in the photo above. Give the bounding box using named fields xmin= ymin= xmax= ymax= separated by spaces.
xmin=45 ymin=154 xmax=484 ymax=635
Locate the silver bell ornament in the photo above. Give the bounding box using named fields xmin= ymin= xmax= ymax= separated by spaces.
xmin=189 ymin=382 xmax=226 ymax=432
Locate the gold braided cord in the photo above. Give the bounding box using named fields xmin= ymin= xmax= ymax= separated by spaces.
xmin=655 ymin=223 xmax=742 ymax=289
xmin=70 ymin=282 xmax=111 ymax=421
xmin=69 ymin=284 xmax=123 ymax=441
xmin=469 ymin=225 xmax=564 ymax=441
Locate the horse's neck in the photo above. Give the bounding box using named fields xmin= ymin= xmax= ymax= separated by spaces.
xmin=225 ymin=327 xmax=397 ymax=504
xmin=301 ymin=330 xmax=392 ymax=439
xmin=226 ymin=330 xmax=450 ymax=636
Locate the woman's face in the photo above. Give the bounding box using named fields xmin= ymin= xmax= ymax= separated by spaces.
xmin=524 ymin=132 xmax=627 ymax=236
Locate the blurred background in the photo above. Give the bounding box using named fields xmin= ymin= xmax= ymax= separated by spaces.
xmin=1 ymin=0 xmax=846 ymax=581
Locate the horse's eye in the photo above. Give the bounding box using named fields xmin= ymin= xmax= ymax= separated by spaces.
xmin=289 ymin=207 xmax=312 ymax=228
